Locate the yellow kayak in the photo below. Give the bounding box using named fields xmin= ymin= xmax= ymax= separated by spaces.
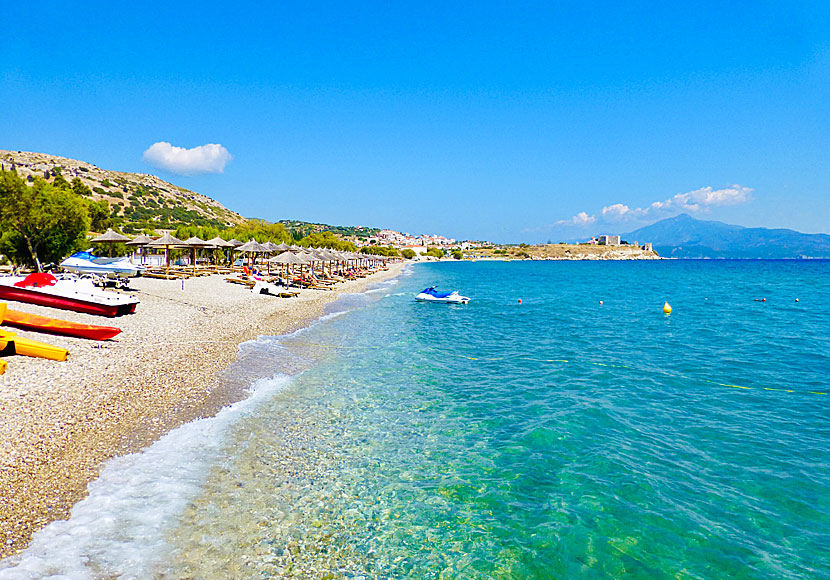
xmin=0 ymin=329 xmax=69 ymax=361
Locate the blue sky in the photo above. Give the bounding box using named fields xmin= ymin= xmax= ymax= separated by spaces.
xmin=2 ymin=1 xmax=828 ymax=242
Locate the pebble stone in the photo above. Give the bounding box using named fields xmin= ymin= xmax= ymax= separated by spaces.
xmin=0 ymin=264 xmax=403 ymax=558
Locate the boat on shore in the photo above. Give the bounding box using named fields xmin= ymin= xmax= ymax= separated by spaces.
xmin=59 ymin=251 xmax=144 ymax=279
xmin=0 ymin=273 xmax=139 ymax=317
xmin=415 ymin=287 xmax=470 ymax=304
xmin=0 ymin=302 xmax=121 ymax=340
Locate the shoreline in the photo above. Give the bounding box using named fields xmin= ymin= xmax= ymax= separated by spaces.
xmin=0 ymin=263 xmax=404 ymax=558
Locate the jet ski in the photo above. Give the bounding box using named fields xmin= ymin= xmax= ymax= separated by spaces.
xmin=60 ymin=251 xmax=144 ymax=279
xmin=415 ymin=287 xmax=470 ymax=304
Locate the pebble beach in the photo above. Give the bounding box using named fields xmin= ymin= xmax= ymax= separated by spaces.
xmin=0 ymin=264 xmax=403 ymax=557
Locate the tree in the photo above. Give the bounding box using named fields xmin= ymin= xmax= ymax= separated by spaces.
xmin=0 ymin=171 xmax=89 ymax=271
xmin=72 ymin=177 xmax=92 ymax=196
xmin=360 ymin=245 xmax=399 ymax=257
xmin=87 ymin=200 xmax=113 ymax=233
xmin=401 ymin=248 xmax=416 ymax=259
xmin=451 ymin=250 xmax=463 ymax=260
xmin=425 ymin=247 xmax=444 ymax=259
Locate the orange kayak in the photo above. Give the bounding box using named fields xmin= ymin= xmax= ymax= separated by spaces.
xmin=0 ymin=302 xmax=121 ymax=341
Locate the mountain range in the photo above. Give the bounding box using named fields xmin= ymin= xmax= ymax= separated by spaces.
xmin=624 ymin=214 xmax=830 ymax=259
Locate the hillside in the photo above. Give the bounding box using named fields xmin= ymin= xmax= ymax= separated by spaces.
xmin=278 ymin=220 xmax=380 ymax=240
xmin=0 ymin=150 xmax=246 ymax=232
xmin=624 ymin=214 xmax=830 ymax=259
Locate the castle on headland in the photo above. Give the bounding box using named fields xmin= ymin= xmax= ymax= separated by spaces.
xmin=587 ymin=235 xmax=652 ymax=252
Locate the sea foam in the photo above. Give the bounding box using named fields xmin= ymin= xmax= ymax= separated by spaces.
xmin=0 ymin=374 xmax=292 ymax=580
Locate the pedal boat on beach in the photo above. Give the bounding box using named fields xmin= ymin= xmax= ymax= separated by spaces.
xmin=0 ymin=273 xmax=139 ymax=317
xmin=415 ymin=287 xmax=470 ymax=304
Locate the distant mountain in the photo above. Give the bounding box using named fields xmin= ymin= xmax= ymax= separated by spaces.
xmin=623 ymin=214 xmax=830 ymax=259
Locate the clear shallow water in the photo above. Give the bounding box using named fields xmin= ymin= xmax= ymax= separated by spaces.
xmin=3 ymin=261 xmax=829 ymax=579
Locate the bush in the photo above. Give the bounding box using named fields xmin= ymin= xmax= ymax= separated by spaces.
xmin=401 ymin=249 xmax=416 ymax=259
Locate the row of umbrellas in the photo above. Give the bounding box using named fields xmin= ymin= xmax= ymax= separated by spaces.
xmin=90 ymin=229 xmax=395 ymax=277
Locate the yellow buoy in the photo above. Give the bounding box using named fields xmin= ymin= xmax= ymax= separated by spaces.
xmin=662 ymin=301 xmax=672 ymax=314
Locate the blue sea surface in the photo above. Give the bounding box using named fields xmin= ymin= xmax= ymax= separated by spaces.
xmin=3 ymin=260 xmax=828 ymax=579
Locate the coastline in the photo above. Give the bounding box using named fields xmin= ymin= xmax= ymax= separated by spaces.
xmin=0 ymin=263 xmax=404 ymax=558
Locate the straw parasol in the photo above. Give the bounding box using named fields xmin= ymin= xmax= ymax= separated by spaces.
xmin=126 ymin=233 xmax=155 ymax=264
xmin=91 ymin=228 xmax=131 ymax=257
xmin=147 ymin=232 xmax=185 ymax=277
xmin=269 ymin=250 xmax=309 ymax=281
xmin=236 ymin=239 xmax=268 ymax=269
xmin=205 ymin=236 xmax=235 ymax=270
xmin=260 ymin=242 xmax=280 ymax=274
xmin=181 ymin=236 xmax=214 ymax=275
xmin=224 ymin=239 xmax=244 ymax=270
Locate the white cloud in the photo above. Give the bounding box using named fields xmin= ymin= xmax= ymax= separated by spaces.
xmin=647 ymin=185 xmax=751 ymax=214
xmin=555 ymin=211 xmax=596 ymax=226
xmin=601 ymin=203 xmax=638 ymax=219
xmin=559 ymin=185 xmax=753 ymax=226
xmin=142 ymin=142 xmax=233 ymax=176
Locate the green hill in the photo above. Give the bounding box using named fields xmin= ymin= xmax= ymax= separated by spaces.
xmin=0 ymin=150 xmax=246 ymax=233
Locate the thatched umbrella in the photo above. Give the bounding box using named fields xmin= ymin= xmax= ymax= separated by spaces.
xmin=269 ymin=250 xmax=308 ymax=282
xmin=126 ymin=233 xmax=155 ymax=264
xmin=91 ymin=228 xmax=131 ymax=257
xmin=147 ymin=232 xmax=185 ymax=277
xmin=317 ymin=248 xmax=342 ymax=276
xmin=182 ymin=236 xmax=214 ymax=275
xmin=206 ymin=236 xmax=235 ymax=270
xmin=236 ymin=240 xmax=268 ymax=270
xmin=225 ymin=239 xmax=244 ymax=271
xmin=260 ymin=241 xmax=280 ymax=274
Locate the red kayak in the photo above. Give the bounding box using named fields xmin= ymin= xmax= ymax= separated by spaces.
xmin=0 ymin=302 xmax=121 ymax=340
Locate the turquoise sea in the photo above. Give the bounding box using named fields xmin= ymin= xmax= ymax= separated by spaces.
xmin=2 ymin=260 xmax=829 ymax=579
